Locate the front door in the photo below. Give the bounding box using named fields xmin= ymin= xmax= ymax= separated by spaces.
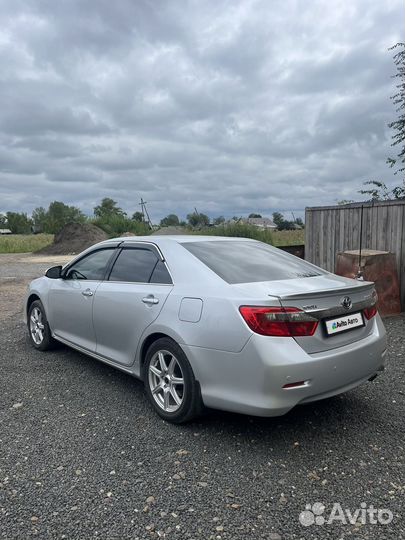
xmin=48 ymin=247 xmax=116 ymax=351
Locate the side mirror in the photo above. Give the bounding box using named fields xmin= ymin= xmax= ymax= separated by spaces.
xmin=45 ymin=265 xmax=62 ymax=279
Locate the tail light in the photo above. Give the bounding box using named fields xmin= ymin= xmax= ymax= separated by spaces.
xmin=364 ymin=306 xmax=378 ymax=320
xmin=239 ymin=306 xmax=319 ymax=337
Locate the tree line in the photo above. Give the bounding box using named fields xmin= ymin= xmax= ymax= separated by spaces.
xmin=0 ymin=198 xmax=303 ymax=235
xmin=0 ymin=198 xmax=151 ymax=235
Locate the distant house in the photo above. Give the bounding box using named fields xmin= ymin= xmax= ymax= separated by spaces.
xmin=243 ymin=217 xmax=277 ymax=230
xmin=0 ymin=228 xmax=12 ymax=235
xmin=290 ymin=222 xmax=304 ymax=230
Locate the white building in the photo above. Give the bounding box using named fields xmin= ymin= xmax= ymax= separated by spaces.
xmin=243 ymin=217 xmax=277 ymax=230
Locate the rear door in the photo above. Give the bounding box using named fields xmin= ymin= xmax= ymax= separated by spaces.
xmin=48 ymin=247 xmax=117 ymax=351
xmin=92 ymin=243 xmax=173 ymax=366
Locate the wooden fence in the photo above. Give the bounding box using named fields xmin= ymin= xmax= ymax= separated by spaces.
xmin=305 ymin=200 xmax=405 ymax=310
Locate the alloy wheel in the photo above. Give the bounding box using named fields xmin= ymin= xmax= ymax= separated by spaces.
xmin=30 ymin=307 xmax=45 ymax=345
xmin=148 ymin=350 xmax=185 ymax=412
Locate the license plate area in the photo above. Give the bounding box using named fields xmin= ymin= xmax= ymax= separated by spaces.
xmin=324 ymin=311 xmax=365 ymax=336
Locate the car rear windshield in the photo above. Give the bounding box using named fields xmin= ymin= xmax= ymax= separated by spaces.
xmin=181 ymin=240 xmax=325 ymax=284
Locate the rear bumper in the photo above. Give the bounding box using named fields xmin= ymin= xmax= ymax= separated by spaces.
xmin=182 ymin=315 xmax=387 ymax=417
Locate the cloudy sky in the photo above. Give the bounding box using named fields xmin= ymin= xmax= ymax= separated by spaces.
xmin=0 ymin=0 xmax=403 ymax=222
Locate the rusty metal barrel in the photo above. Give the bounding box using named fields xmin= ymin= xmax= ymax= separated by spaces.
xmin=335 ymin=250 xmax=401 ymax=316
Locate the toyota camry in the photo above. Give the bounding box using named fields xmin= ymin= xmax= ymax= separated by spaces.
xmin=24 ymin=236 xmax=387 ymax=423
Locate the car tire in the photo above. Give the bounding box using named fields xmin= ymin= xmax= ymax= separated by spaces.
xmin=144 ymin=337 xmax=203 ymax=424
xmin=27 ymin=300 xmax=56 ymax=351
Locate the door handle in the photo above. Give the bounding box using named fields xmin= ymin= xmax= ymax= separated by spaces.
xmin=82 ymin=289 xmax=94 ymax=297
xmin=142 ymin=295 xmax=159 ymax=305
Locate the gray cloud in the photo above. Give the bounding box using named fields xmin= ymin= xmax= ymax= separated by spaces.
xmin=0 ymin=0 xmax=402 ymax=221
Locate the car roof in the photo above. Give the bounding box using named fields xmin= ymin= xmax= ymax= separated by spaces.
xmin=103 ymin=235 xmax=259 ymax=244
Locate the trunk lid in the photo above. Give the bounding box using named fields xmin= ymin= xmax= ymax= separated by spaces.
xmin=232 ymin=275 xmax=377 ymax=353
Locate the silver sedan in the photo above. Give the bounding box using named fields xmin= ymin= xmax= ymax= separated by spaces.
xmin=24 ymin=236 xmax=387 ymax=423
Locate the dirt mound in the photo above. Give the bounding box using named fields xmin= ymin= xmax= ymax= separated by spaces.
xmin=37 ymin=222 xmax=108 ymax=255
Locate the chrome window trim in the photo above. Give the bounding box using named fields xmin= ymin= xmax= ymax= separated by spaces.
xmin=101 ymin=281 xmax=173 ymax=287
xmin=120 ymin=240 xmax=166 ymax=260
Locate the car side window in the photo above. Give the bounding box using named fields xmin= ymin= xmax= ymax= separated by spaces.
xmin=65 ymin=249 xmax=115 ymax=280
xmin=109 ymin=248 xmax=159 ymax=283
xmin=150 ymin=260 xmax=172 ymax=284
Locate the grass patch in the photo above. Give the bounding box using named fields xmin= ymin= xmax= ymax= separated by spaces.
xmin=0 ymin=229 xmax=304 ymax=253
xmin=191 ymin=225 xmax=305 ymax=246
xmin=272 ymin=229 xmax=305 ymax=246
xmin=92 ymin=216 xmax=151 ymax=237
xmin=0 ymin=234 xmax=54 ymax=253
xmin=195 ymin=223 xmax=274 ymax=244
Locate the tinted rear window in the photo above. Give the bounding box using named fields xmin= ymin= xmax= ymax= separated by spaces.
xmin=109 ymin=248 xmax=158 ymax=283
xmin=150 ymin=260 xmax=172 ymax=284
xmin=181 ymin=241 xmax=325 ymax=284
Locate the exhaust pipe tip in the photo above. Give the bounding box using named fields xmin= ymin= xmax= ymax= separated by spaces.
xmin=368 ymin=365 xmax=385 ymax=383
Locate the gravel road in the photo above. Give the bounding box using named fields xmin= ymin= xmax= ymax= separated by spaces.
xmin=0 ymin=254 xmax=404 ymax=539
xmin=0 ymin=254 xmax=72 ymax=321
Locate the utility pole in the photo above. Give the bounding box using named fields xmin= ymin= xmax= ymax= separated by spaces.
xmin=139 ymin=198 xmax=153 ymax=229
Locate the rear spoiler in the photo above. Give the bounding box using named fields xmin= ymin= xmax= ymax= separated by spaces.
xmin=275 ymin=281 xmax=375 ymax=301
xmin=276 ymin=282 xmax=376 ymax=320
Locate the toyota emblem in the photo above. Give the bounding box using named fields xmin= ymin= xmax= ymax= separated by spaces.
xmin=341 ymin=296 xmax=352 ymax=310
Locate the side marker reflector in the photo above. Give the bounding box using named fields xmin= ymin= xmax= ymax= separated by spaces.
xmin=283 ymin=381 xmax=308 ymax=389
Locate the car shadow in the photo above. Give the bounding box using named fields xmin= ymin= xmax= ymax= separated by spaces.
xmin=30 ymin=337 xmax=381 ymax=448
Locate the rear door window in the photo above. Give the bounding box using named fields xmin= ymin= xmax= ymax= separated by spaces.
xmin=150 ymin=260 xmax=172 ymax=284
xmin=181 ymin=240 xmax=325 ymax=284
xmin=109 ymin=248 xmax=159 ymax=283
